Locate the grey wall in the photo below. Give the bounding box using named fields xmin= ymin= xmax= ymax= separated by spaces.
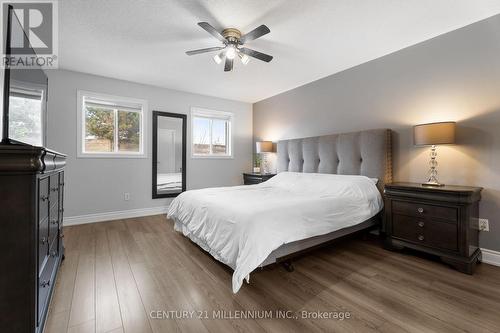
xmin=47 ymin=70 xmax=252 ymax=218
xmin=254 ymin=14 xmax=500 ymax=251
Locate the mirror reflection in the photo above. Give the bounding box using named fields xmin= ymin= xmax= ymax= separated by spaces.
xmin=152 ymin=111 xmax=186 ymax=198
xmin=7 ymin=69 xmax=48 ymax=146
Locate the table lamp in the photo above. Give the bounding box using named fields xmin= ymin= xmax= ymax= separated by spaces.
xmin=414 ymin=121 xmax=456 ymax=186
xmin=256 ymin=141 xmax=274 ymax=174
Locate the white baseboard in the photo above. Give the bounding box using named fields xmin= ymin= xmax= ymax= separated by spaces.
xmin=481 ymin=248 xmax=500 ymax=267
xmin=64 ymin=206 xmax=169 ymax=226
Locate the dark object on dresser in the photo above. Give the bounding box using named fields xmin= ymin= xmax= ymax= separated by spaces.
xmin=0 ymin=144 xmax=66 ymax=333
xmin=384 ymin=182 xmax=482 ymax=274
xmin=243 ymin=172 xmax=276 ymax=185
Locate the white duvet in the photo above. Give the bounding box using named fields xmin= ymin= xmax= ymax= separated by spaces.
xmin=167 ymin=172 xmax=383 ymax=293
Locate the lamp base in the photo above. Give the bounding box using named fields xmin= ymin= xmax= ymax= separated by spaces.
xmin=423 ymin=145 xmax=445 ymax=187
xmin=261 ymin=153 xmax=270 ymax=174
xmin=422 ymin=181 xmax=445 ymax=187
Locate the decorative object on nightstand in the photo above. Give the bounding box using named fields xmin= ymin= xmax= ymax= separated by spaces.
xmin=384 ymin=182 xmax=482 ymax=274
xmin=414 ymin=121 xmax=456 ymax=186
xmin=243 ymin=172 xmax=276 ymax=185
xmin=253 ymin=153 xmax=261 ymax=173
xmin=256 ymin=141 xmax=275 ymax=174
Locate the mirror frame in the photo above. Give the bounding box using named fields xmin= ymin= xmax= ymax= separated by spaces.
xmin=152 ymin=111 xmax=187 ymax=198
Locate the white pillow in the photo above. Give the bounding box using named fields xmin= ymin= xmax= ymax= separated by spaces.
xmin=264 ymin=172 xmax=379 ymax=197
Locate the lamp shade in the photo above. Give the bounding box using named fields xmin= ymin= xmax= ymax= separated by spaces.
xmin=414 ymin=122 xmax=456 ymax=146
xmin=256 ymin=141 xmax=273 ymax=153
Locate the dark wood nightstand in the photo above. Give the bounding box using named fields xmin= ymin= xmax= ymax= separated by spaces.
xmin=384 ymin=182 xmax=482 ymax=274
xmin=243 ymin=172 xmax=276 ymax=185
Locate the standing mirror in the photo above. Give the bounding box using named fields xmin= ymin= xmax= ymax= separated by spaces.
xmin=152 ymin=111 xmax=186 ymax=198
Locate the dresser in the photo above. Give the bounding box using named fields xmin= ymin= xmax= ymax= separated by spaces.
xmin=384 ymin=182 xmax=482 ymax=274
xmin=0 ymin=143 xmax=66 ymax=333
xmin=243 ymin=172 xmax=276 ymax=185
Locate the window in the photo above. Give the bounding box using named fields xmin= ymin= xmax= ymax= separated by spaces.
xmin=191 ymin=107 xmax=233 ymax=158
xmin=77 ymin=91 xmax=147 ymax=158
xmin=9 ymin=83 xmax=46 ymax=146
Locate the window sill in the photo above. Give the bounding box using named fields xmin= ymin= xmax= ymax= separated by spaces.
xmin=191 ymin=154 xmax=234 ymax=159
xmin=77 ymin=153 xmax=147 ymax=159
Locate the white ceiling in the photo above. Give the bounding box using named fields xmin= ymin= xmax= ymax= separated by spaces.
xmin=59 ymin=0 xmax=500 ymax=103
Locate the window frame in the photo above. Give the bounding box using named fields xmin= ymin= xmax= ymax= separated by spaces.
xmin=77 ymin=90 xmax=148 ymax=158
xmin=190 ymin=107 xmax=234 ymax=159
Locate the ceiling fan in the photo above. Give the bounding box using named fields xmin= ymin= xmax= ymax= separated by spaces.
xmin=186 ymin=22 xmax=273 ymax=72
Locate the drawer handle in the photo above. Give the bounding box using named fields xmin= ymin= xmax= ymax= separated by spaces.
xmin=50 ymin=187 xmax=58 ymax=192
xmin=418 ymin=235 xmax=425 ymax=241
xmin=51 ymin=219 xmax=58 ymax=225
xmin=40 ymin=195 xmax=49 ymax=202
xmin=417 ymin=207 xmax=424 ymax=214
xmin=40 ymin=280 xmax=51 ymax=288
xmin=418 ymin=221 xmax=425 ymax=227
xmin=50 ymin=250 xmax=57 ymax=257
xmin=41 ymin=237 xmax=48 ymax=244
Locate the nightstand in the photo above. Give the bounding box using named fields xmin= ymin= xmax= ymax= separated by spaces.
xmin=384 ymin=182 xmax=482 ymax=274
xmin=243 ymin=172 xmax=276 ymax=185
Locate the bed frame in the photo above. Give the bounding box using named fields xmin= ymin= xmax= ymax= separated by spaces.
xmin=261 ymin=128 xmax=393 ymax=271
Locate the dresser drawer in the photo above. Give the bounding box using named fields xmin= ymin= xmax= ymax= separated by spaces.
xmin=48 ymin=204 xmax=59 ymax=248
xmin=59 ymin=172 xmax=65 ymax=221
xmin=425 ymin=219 xmax=458 ymax=251
xmin=38 ymin=217 xmax=49 ymax=272
xmin=48 ymin=237 xmax=59 ymax=263
xmin=392 ymin=214 xmax=458 ymax=251
xmin=392 ymin=214 xmax=422 ymax=242
xmin=392 ymin=200 xmax=457 ymax=222
xmin=49 ymin=174 xmax=59 ymax=207
xmin=38 ymin=246 xmax=56 ymax=324
xmin=244 ymin=176 xmax=262 ymax=185
xmin=38 ymin=177 xmax=49 ymax=222
xmin=243 ymin=173 xmax=275 ymax=185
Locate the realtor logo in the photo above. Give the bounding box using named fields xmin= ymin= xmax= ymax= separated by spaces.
xmin=1 ymin=0 xmax=58 ymax=69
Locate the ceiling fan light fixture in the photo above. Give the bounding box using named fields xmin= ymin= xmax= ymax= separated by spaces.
xmin=186 ymin=22 xmax=273 ymax=71
xmin=225 ymin=45 xmax=236 ymax=60
xmin=213 ymin=52 xmax=224 ymax=64
xmin=239 ymin=52 xmax=250 ymax=65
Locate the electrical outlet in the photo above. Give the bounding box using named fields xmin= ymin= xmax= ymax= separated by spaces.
xmin=124 ymin=192 xmax=130 ymax=201
xmin=479 ymin=218 xmax=489 ymax=231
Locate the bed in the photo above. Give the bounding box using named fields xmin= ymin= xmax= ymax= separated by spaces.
xmin=168 ymin=129 xmax=392 ymax=293
xmin=157 ymin=172 xmax=182 ymax=193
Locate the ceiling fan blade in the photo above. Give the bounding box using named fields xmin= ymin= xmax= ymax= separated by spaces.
xmin=240 ymin=25 xmax=270 ymax=44
xmin=224 ymin=57 xmax=233 ymax=72
xmin=239 ymin=47 xmax=273 ymax=62
xmin=198 ymin=22 xmax=226 ymax=43
xmin=185 ymin=46 xmax=224 ymax=56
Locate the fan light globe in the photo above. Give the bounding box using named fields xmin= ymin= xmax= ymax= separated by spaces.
xmin=213 ymin=53 xmax=223 ymax=64
xmin=239 ymin=53 xmax=250 ymax=65
xmin=226 ymin=46 xmax=236 ymax=60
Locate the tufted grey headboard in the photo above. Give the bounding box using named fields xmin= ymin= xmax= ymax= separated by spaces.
xmin=277 ymin=129 xmax=393 ymax=193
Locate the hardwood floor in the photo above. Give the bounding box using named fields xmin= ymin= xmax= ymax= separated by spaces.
xmin=45 ymin=215 xmax=500 ymax=333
